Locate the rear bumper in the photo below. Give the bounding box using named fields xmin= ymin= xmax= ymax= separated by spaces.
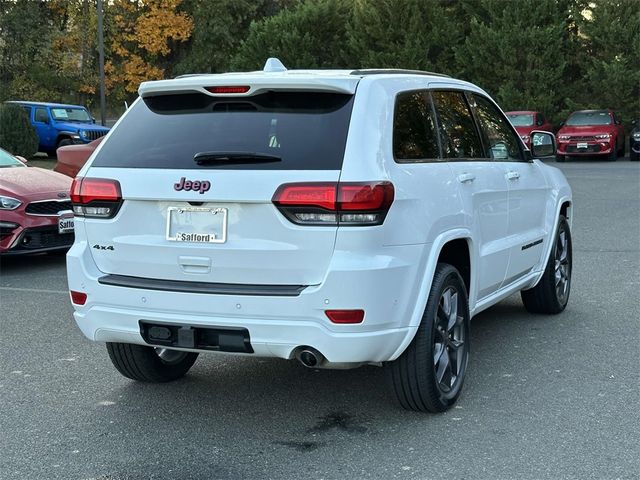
xmin=67 ymin=240 xmax=425 ymax=364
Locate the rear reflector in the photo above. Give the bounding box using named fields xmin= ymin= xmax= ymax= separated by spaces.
xmin=70 ymin=291 xmax=87 ymax=305
xmin=325 ymin=309 xmax=365 ymax=324
xmin=205 ymin=86 xmax=251 ymax=94
xmin=272 ymin=182 xmax=394 ymax=226
xmin=70 ymin=177 xmax=122 ymax=219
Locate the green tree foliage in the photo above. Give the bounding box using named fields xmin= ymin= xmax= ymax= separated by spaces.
xmin=572 ymin=1 xmax=640 ymax=123
xmin=0 ymin=104 xmax=39 ymax=157
xmin=0 ymin=0 xmax=58 ymax=101
xmin=230 ymin=0 xmax=352 ymax=70
xmin=175 ymin=0 xmax=293 ymax=75
xmin=0 ymin=0 xmax=637 ymax=127
xmin=346 ymin=0 xmax=461 ymax=73
xmin=454 ymin=0 xmax=581 ymax=124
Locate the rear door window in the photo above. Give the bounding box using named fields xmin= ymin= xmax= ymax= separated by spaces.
xmin=470 ymin=94 xmax=523 ymax=161
xmin=92 ymin=91 xmax=355 ymax=170
xmin=431 ymin=91 xmax=484 ymax=159
xmin=393 ymin=90 xmax=440 ymax=162
xmin=35 ymin=108 xmax=49 ymax=123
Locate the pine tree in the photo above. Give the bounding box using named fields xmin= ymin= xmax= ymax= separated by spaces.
xmin=454 ymin=0 xmax=582 ymax=124
xmin=230 ymin=0 xmax=353 ymax=71
xmin=175 ymin=0 xmax=294 ymax=75
xmin=345 ymin=0 xmax=462 ymax=73
xmin=573 ymin=1 xmax=640 ymax=123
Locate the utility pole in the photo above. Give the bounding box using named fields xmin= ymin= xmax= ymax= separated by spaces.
xmin=97 ymin=0 xmax=106 ymax=126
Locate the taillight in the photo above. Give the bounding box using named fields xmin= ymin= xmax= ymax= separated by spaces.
xmin=71 ymin=177 xmax=122 ymax=219
xmin=272 ymin=182 xmax=394 ymax=226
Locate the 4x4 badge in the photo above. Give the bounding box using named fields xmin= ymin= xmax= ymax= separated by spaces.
xmin=174 ymin=177 xmax=211 ymax=194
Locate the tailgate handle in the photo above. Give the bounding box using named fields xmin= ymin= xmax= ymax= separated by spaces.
xmin=178 ymin=256 xmax=211 ymax=274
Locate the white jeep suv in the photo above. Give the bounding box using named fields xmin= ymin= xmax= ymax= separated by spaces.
xmin=67 ymin=59 xmax=572 ymax=412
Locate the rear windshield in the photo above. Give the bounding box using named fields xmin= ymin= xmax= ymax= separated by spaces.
xmin=92 ymin=91 xmax=354 ymax=170
xmin=507 ymin=113 xmax=534 ymax=126
xmin=566 ymin=111 xmax=611 ymax=126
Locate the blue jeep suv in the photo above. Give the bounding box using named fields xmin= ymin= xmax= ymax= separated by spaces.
xmin=6 ymin=101 xmax=109 ymax=155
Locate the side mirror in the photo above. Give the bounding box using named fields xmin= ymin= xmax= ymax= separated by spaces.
xmin=92 ymin=117 xmax=96 ymax=124
xmin=530 ymin=131 xmax=556 ymax=158
xmin=559 ymin=121 xmax=564 ymax=127
xmin=15 ymin=155 xmax=28 ymax=164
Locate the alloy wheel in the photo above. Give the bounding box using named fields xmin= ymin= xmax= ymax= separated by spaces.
xmin=433 ymin=287 xmax=466 ymax=393
xmin=554 ymin=225 xmax=571 ymax=305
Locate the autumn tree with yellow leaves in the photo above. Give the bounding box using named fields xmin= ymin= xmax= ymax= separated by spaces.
xmin=105 ymin=0 xmax=193 ymax=97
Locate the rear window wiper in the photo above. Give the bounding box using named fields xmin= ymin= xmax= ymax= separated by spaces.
xmin=194 ymin=151 xmax=282 ymax=165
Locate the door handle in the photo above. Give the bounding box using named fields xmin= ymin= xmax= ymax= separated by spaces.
xmin=457 ymin=173 xmax=476 ymax=184
xmin=506 ymin=171 xmax=520 ymax=180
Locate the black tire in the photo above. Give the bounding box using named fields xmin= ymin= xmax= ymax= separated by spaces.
xmin=631 ymin=151 xmax=640 ymax=161
xmin=385 ymin=263 xmax=470 ymax=413
xmin=556 ymin=154 xmax=565 ymax=162
xmin=106 ymin=342 xmax=198 ymax=382
xmin=608 ymin=142 xmax=617 ymax=161
xmin=56 ymin=138 xmax=73 ymax=150
xmin=521 ymin=215 xmax=572 ymax=314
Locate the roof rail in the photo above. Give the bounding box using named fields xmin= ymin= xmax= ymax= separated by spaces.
xmin=351 ymin=69 xmax=450 ymax=78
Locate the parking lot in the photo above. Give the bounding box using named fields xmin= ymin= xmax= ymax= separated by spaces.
xmin=1 ymin=160 xmax=638 ymax=480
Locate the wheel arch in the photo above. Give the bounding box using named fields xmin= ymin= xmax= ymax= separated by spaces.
xmin=528 ymin=196 xmax=572 ymax=290
xmin=56 ymin=132 xmax=77 ymax=147
xmin=388 ymin=229 xmax=474 ymax=361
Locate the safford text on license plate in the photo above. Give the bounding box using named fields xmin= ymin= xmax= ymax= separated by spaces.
xmin=58 ymin=216 xmax=75 ymax=234
xmin=166 ymin=207 xmax=227 ymax=244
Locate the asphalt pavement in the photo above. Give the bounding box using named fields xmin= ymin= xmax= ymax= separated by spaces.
xmin=1 ymin=159 xmax=639 ymax=480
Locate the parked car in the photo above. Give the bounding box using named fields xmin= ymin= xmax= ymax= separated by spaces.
xmin=0 ymin=147 xmax=74 ymax=255
xmin=54 ymin=137 xmax=103 ymax=178
xmin=5 ymin=101 xmax=109 ymax=156
xmin=505 ymin=110 xmax=553 ymax=149
xmin=66 ymin=60 xmax=572 ymax=413
xmin=630 ymin=119 xmax=640 ymax=161
xmin=556 ymin=109 xmax=625 ymax=162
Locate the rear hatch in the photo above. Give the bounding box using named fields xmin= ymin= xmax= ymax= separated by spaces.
xmin=80 ymin=86 xmax=356 ymax=287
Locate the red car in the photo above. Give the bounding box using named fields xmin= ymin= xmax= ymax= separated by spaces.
xmin=0 ymin=147 xmax=74 ymax=255
xmin=505 ymin=111 xmax=553 ymax=149
xmin=556 ymin=109 xmax=625 ymax=162
xmin=54 ymin=137 xmax=103 ymax=178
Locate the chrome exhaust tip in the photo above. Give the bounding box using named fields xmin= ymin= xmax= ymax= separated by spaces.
xmin=296 ymin=347 xmax=324 ymax=368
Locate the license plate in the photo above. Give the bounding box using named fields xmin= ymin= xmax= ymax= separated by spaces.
xmin=166 ymin=207 xmax=227 ymax=244
xmin=58 ymin=216 xmax=74 ymax=234
xmin=577 ymin=142 xmax=588 ymax=149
